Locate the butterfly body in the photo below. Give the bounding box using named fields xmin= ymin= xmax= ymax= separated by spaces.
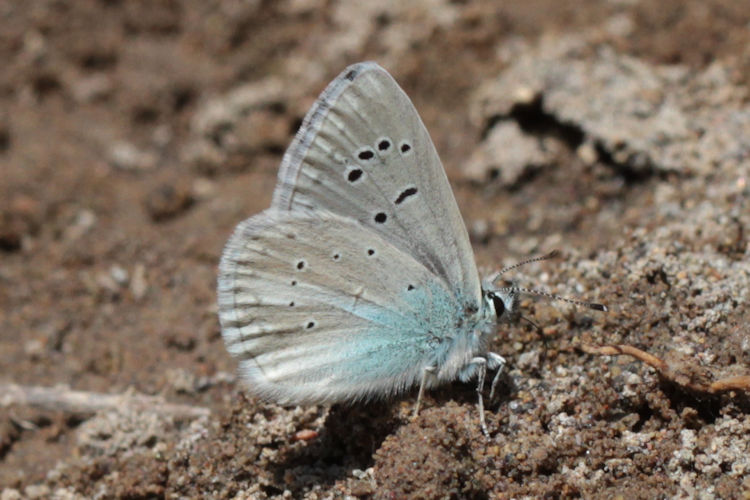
xmin=218 ymin=62 xmax=513 ymax=431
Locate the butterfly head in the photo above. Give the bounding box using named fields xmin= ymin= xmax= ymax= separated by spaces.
xmin=484 ymin=288 xmax=518 ymax=322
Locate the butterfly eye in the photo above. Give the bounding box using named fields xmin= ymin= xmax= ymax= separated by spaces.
xmin=488 ymin=291 xmax=505 ymax=317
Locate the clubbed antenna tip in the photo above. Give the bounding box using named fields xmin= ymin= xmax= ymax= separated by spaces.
xmin=495 ymin=286 xmax=608 ymax=312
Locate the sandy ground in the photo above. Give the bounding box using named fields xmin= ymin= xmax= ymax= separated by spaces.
xmin=1 ymin=1 xmax=749 ymax=498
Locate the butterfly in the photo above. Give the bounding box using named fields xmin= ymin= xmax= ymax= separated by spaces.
xmin=217 ymin=62 xmax=605 ymax=435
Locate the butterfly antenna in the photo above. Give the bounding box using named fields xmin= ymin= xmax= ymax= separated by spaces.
xmin=495 ymin=286 xmax=608 ymax=312
xmin=490 ymin=250 xmax=561 ymax=284
xmin=519 ymin=314 xmax=542 ymax=331
xmin=519 ymin=314 xmax=551 ymax=365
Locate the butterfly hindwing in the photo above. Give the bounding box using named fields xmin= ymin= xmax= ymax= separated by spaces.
xmin=271 ymin=62 xmax=482 ymax=307
xmin=218 ymin=209 xmax=481 ymax=404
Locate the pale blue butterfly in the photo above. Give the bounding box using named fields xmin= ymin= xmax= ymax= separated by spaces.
xmin=217 ymin=62 xmax=605 ymax=435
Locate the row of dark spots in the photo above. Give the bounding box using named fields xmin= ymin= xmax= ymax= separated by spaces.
xmin=285 ymin=266 xmax=316 ymax=325
xmin=355 ymin=139 xmax=388 ymax=161
xmin=286 ymin=273 xmax=316 ymax=327
xmin=289 ymin=267 xmax=412 ymax=324
xmin=286 ymin=301 xmax=316 ymax=328
xmin=294 ymin=246 xmax=375 ymax=274
xmin=355 ymin=140 xmax=411 ymax=163
xmin=350 ymin=139 xmax=411 ymax=179
xmin=348 ymin=140 xmax=413 ymax=225
xmin=286 ymin=277 xmax=315 ymax=326
xmin=288 ymin=248 xmax=377 ymax=328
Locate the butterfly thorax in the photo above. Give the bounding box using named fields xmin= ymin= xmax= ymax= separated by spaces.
xmin=427 ymin=291 xmax=497 ymax=385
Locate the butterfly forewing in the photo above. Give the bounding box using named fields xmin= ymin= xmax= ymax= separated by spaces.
xmin=218 ymin=210 xmax=480 ymax=404
xmin=271 ymin=62 xmax=482 ymax=306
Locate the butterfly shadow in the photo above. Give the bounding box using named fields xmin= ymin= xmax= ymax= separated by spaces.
xmin=269 ymin=399 xmax=401 ymax=492
xmin=428 ymin=368 xmax=517 ymax=414
xmin=268 ymin=370 xmax=519 ymax=495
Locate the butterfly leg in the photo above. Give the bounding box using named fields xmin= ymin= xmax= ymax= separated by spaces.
xmin=487 ymin=352 xmax=507 ymax=402
xmin=469 ymin=356 xmax=489 ymax=436
xmin=413 ymin=365 xmax=436 ymax=418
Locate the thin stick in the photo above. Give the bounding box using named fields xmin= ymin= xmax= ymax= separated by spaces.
xmin=579 ymin=344 xmax=750 ymax=395
xmin=0 ymin=383 xmax=210 ymax=418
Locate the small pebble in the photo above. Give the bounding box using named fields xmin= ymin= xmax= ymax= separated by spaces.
xmin=144 ymin=183 xmax=194 ymax=221
xmin=110 ymin=141 xmax=157 ymax=171
xmin=292 ymin=429 xmax=318 ymax=441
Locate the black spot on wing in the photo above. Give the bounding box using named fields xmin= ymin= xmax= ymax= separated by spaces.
xmin=358 ymin=148 xmax=375 ymax=161
xmin=347 ymin=169 xmax=363 ymax=182
xmin=394 ymin=187 xmax=418 ymax=205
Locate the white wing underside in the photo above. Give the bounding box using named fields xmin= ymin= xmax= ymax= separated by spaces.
xmin=218 ymin=210 xmax=480 ymax=404
xmin=272 ymin=62 xmax=481 ymax=304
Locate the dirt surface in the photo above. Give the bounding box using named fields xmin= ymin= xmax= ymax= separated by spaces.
xmin=2 ymin=1 xmax=749 ymax=498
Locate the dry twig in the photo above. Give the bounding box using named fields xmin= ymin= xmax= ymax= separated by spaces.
xmin=580 ymin=344 xmax=750 ymax=394
xmin=0 ymin=383 xmax=210 ymax=418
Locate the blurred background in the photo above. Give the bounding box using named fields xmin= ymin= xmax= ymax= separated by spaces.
xmin=1 ymin=1 xmax=748 ymax=497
